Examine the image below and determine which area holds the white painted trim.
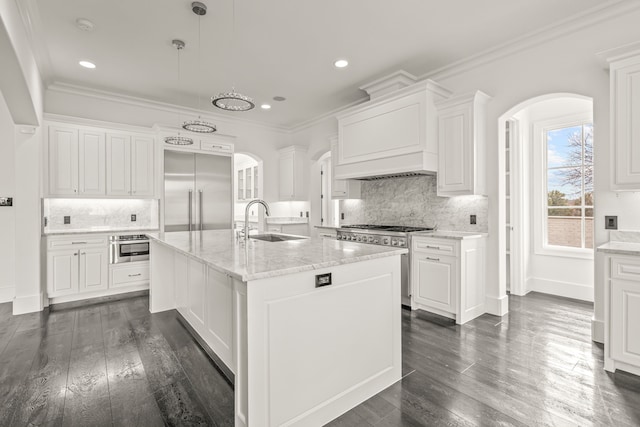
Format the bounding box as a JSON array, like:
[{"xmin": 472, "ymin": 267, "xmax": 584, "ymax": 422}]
[
  {"xmin": 46, "ymin": 82, "xmax": 289, "ymax": 133},
  {"xmin": 48, "ymin": 284, "xmax": 149, "ymax": 305},
  {"xmin": 15, "ymin": 0, "xmax": 54, "ymax": 85},
  {"xmin": 421, "ymin": 0, "xmax": 640, "ymax": 81},
  {"xmin": 485, "ymin": 294, "xmax": 508, "ymax": 317},
  {"xmin": 527, "ymin": 277, "xmax": 593, "ymax": 302},
  {"xmin": 13, "ymin": 292, "xmax": 44, "ymax": 314},
  {"xmin": 44, "ymin": 113, "xmax": 157, "ymax": 135},
  {"xmin": 0, "ymin": 287, "xmax": 15, "ymax": 303},
  {"xmin": 591, "ymin": 318, "xmax": 604, "ymax": 344}
]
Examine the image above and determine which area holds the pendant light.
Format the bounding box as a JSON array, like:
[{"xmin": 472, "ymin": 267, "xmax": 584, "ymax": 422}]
[
  {"xmin": 182, "ymin": 2, "xmax": 217, "ymax": 133},
  {"xmin": 211, "ymin": 0, "xmax": 255, "ymax": 111},
  {"xmin": 165, "ymin": 39, "xmax": 194, "ymax": 146}
]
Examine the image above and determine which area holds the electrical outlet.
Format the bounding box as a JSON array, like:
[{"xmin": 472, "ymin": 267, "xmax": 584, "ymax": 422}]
[
  {"xmin": 605, "ymin": 215, "xmax": 618, "ymax": 230},
  {"xmin": 300, "ymin": 211, "xmax": 303, "ymax": 217},
  {"xmin": 131, "ymin": 214, "xmax": 137, "ymax": 222},
  {"xmin": 64, "ymin": 216, "xmax": 71, "ymax": 225},
  {"xmin": 470, "ymin": 215, "xmax": 477, "ymax": 225},
  {"xmin": 341, "ymin": 213, "xmax": 345, "ymax": 220},
  {"xmin": 306, "ymin": 211, "xmax": 309, "ymax": 218}
]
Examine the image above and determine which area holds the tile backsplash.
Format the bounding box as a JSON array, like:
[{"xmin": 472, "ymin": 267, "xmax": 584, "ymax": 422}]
[
  {"xmin": 43, "ymin": 198, "xmax": 159, "ymax": 233},
  {"xmin": 339, "ymin": 175, "xmax": 488, "ymax": 232}
]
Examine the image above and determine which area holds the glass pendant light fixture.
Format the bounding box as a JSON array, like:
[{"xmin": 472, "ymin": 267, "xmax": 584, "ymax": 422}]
[
  {"xmin": 165, "ymin": 39, "xmax": 194, "ymax": 146},
  {"xmin": 211, "ymin": 0, "xmax": 255, "ymax": 111},
  {"xmin": 182, "ymin": 2, "xmax": 217, "ymax": 133}
]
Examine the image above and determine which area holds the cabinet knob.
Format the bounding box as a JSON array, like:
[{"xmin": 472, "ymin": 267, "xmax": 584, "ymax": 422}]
[
  {"xmin": 74, "ymin": 253, "xmax": 78, "ymax": 256},
  {"xmin": 74, "ymin": 189, "xmax": 77, "ymax": 193}
]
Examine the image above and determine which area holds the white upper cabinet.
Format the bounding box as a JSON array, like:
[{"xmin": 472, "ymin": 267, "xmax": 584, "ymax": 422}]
[
  {"xmin": 329, "ymin": 136, "xmax": 360, "ymax": 199},
  {"xmin": 335, "ymin": 77, "xmax": 451, "ymax": 180},
  {"xmin": 436, "ymin": 91, "xmax": 490, "ymax": 197},
  {"xmin": 48, "ymin": 125, "xmax": 106, "ymax": 196},
  {"xmin": 278, "ymin": 145, "xmax": 308, "ymax": 201},
  {"xmin": 106, "ymin": 133, "xmax": 155, "ymax": 197},
  {"xmin": 609, "ymin": 52, "xmax": 640, "ymax": 191}
]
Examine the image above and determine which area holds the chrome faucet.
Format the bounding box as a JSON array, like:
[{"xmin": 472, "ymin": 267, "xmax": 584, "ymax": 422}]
[{"xmin": 244, "ymin": 199, "xmax": 271, "ymax": 245}]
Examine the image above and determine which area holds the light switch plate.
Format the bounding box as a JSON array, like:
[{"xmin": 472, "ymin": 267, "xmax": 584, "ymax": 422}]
[
  {"xmin": 131, "ymin": 214, "xmax": 137, "ymax": 222},
  {"xmin": 470, "ymin": 215, "xmax": 477, "ymax": 225},
  {"xmin": 64, "ymin": 216, "xmax": 71, "ymax": 224}
]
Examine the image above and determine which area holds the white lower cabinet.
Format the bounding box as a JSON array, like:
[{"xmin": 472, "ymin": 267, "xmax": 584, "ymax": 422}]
[
  {"xmin": 605, "ymin": 255, "xmax": 640, "ymax": 375},
  {"xmin": 176, "ymin": 256, "xmax": 235, "ymax": 372},
  {"xmin": 47, "ymin": 234, "xmax": 148, "ymax": 303},
  {"xmin": 411, "ymin": 235, "xmax": 486, "ymax": 324}
]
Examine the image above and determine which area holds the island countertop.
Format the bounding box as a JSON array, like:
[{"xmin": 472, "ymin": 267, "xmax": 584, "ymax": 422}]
[{"xmin": 147, "ymin": 230, "xmax": 407, "ymax": 282}]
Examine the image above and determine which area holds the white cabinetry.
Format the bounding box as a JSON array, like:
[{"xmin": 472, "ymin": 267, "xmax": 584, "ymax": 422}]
[
  {"xmin": 106, "ymin": 133, "xmax": 155, "ymax": 197},
  {"xmin": 278, "ymin": 145, "xmax": 308, "ymax": 201},
  {"xmin": 266, "ymin": 223, "xmax": 310, "ymax": 236},
  {"xmin": 609, "ymin": 53, "xmax": 640, "ymax": 190},
  {"xmin": 47, "ymin": 236, "xmax": 108, "ymax": 299},
  {"xmin": 436, "ymin": 91, "xmax": 490, "ymax": 197},
  {"xmin": 605, "ymin": 255, "xmax": 640, "ymax": 375},
  {"xmin": 411, "ymin": 235, "xmax": 486, "ymax": 324},
  {"xmin": 330, "ymin": 136, "xmax": 360, "ymax": 199},
  {"xmin": 335, "ymin": 80, "xmax": 451, "ymax": 180},
  {"xmin": 46, "ymin": 122, "xmax": 155, "ymax": 198},
  {"xmin": 48, "ymin": 125, "xmax": 106, "ymax": 196}
]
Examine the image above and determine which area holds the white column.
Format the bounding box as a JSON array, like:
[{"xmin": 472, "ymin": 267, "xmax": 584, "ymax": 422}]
[{"xmin": 13, "ymin": 125, "xmax": 43, "ymax": 314}]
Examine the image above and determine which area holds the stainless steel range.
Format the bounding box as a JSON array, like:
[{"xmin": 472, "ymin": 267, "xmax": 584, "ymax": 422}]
[{"xmin": 336, "ymin": 224, "xmax": 434, "ymax": 306}]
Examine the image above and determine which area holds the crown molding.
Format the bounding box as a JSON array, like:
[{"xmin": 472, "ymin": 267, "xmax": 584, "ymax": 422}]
[
  {"xmin": 46, "ymin": 81, "xmax": 290, "ymax": 134},
  {"xmin": 15, "ymin": 0, "xmax": 54, "ymax": 86},
  {"xmin": 421, "ymin": 0, "xmax": 640, "ymax": 81},
  {"xmin": 288, "ymin": 95, "xmax": 369, "ymax": 133}
]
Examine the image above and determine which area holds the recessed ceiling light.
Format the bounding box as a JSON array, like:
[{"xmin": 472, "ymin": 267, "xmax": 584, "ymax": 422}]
[
  {"xmin": 334, "ymin": 59, "xmax": 349, "ymax": 68},
  {"xmin": 79, "ymin": 60, "xmax": 96, "ymax": 69},
  {"xmin": 261, "ymin": 104, "xmax": 271, "ymax": 110}
]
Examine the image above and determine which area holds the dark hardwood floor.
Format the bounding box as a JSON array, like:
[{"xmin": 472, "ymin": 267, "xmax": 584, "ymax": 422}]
[{"xmin": 1, "ymin": 292, "xmax": 639, "ymax": 426}]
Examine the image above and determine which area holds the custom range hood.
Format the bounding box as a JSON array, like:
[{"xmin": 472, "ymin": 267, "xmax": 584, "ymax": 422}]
[{"xmin": 334, "ymin": 71, "xmax": 452, "ymax": 181}]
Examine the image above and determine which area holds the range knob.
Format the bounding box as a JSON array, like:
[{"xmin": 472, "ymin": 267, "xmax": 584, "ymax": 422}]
[
  {"xmin": 368, "ymin": 236, "xmax": 374, "ymax": 243},
  {"xmin": 382, "ymin": 237, "xmax": 390, "ymax": 245},
  {"xmin": 398, "ymin": 239, "xmax": 407, "ymax": 247},
  {"xmin": 373, "ymin": 238, "xmax": 380, "ymax": 244},
  {"xmin": 351, "ymin": 235, "xmax": 357, "ymax": 241},
  {"xmin": 341, "ymin": 235, "xmax": 347, "ymax": 240},
  {"xmin": 391, "ymin": 238, "xmax": 398, "ymax": 246},
  {"xmin": 356, "ymin": 235, "xmax": 362, "ymax": 242}
]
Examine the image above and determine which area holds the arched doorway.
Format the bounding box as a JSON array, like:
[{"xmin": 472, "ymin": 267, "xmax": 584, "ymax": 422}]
[{"xmin": 499, "ymin": 93, "xmax": 594, "ymax": 301}]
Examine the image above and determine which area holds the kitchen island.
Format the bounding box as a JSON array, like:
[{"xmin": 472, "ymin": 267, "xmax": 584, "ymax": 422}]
[{"xmin": 147, "ymin": 230, "xmax": 406, "ymax": 427}]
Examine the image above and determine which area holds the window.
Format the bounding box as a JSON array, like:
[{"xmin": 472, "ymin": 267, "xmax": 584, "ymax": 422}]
[{"xmin": 545, "ymin": 122, "xmax": 593, "ymax": 249}]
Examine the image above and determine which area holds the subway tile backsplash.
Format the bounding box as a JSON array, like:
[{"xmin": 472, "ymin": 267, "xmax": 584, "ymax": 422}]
[
  {"xmin": 43, "ymin": 198, "xmax": 159, "ymax": 234},
  {"xmin": 339, "ymin": 175, "xmax": 488, "ymax": 232}
]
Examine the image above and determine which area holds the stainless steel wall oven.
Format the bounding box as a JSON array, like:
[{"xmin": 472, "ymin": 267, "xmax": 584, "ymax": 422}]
[{"xmin": 109, "ymin": 234, "xmax": 150, "ymax": 264}]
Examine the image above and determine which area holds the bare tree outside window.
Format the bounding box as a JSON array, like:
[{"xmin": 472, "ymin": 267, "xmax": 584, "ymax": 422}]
[{"xmin": 546, "ymin": 123, "xmax": 593, "ymax": 249}]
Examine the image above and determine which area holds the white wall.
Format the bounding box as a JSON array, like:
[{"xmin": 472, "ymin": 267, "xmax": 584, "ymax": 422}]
[{"xmin": 0, "ymin": 91, "xmax": 15, "ymax": 302}]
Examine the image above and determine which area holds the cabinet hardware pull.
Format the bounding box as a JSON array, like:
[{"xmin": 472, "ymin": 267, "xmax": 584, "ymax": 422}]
[
  {"xmin": 425, "ymin": 245, "xmax": 441, "ymax": 249},
  {"xmin": 81, "ymin": 252, "xmax": 86, "ymax": 255},
  {"xmin": 128, "ymin": 273, "xmax": 142, "ymax": 277},
  {"xmin": 72, "ymin": 242, "xmax": 88, "ymax": 245},
  {"xmin": 74, "ymin": 253, "xmax": 78, "ymax": 256},
  {"xmin": 426, "ymin": 257, "xmax": 440, "ymax": 261}
]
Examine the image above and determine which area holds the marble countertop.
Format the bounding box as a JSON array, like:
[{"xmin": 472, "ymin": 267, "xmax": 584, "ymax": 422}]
[
  {"xmin": 596, "ymin": 241, "xmax": 640, "ymax": 256},
  {"xmin": 45, "ymin": 227, "xmax": 160, "ymax": 236},
  {"xmin": 147, "ymin": 230, "xmax": 407, "ymax": 282},
  {"xmin": 411, "ymin": 230, "xmax": 487, "ymax": 240}
]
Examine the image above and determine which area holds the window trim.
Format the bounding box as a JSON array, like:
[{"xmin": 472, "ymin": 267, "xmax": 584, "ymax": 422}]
[{"xmin": 533, "ymin": 113, "xmax": 594, "ymax": 260}]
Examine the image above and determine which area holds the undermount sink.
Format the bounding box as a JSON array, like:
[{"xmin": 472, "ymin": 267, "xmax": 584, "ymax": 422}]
[{"xmin": 250, "ymin": 233, "xmax": 307, "ymax": 242}]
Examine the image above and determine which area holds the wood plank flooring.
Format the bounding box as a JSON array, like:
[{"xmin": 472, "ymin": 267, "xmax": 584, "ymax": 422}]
[{"xmin": 0, "ymin": 292, "xmax": 639, "ymax": 426}]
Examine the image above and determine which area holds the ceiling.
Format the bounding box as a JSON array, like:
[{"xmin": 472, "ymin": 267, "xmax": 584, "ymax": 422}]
[{"xmin": 30, "ymin": 0, "xmax": 612, "ymax": 128}]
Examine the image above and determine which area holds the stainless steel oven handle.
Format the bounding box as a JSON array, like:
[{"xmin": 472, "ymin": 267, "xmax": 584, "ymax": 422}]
[
  {"xmin": 199, "ymin": 189, "xmax": 203, "ymax": 231},
  {"xmin": 188, "ymin": 190, "xmax": 193, "ymax": 232}
]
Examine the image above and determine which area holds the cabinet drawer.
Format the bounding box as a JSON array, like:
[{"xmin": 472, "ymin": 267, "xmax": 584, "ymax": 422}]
[
  {"xmin": 111, "ymin": 262, "xmax": 150, "ymax": 287},
  {"xmin": 201, "ymin": 140, "xmax": 233, "ymax": 154},
  {"xmin": 611, "ymin": 257, "xmax": 640, "ymax": 282},
  {"xmin": 48, "ymin": 236, "xmax": 108, "ymax": 250},
  {"xmin": 412, "ymin": 238, "xmax": 457, "ymax": 256}
]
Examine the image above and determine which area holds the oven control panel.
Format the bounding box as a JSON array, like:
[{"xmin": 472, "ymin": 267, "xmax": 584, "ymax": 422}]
[{"xmin": 336, "ymin": 232, "xmax": 407, "ymax": 247}]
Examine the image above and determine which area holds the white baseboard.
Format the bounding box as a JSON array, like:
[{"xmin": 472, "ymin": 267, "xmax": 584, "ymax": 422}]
[
  {"xmin": 0, "ymin": 286, "xmax": 14, "ymax": 303},
  {"xmin": 591, "ymin": 318, "xmax": 604, "ymax": 344},
  {"xmin": 527, "ymin": 277, "xmax": 593, "ymax": 302},
  {"xmin": 485, "ymin": 294, "xmax": 509, "ymax": 317},
  {"xmin": 13, "ymin": 292, "xmax": 44, "ymax": 315}
]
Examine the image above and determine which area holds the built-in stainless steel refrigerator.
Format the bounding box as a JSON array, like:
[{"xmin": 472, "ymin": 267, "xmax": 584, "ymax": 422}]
[{"xmin": 164, "ymin": 150, "xmax": 232, "ymax": 232}]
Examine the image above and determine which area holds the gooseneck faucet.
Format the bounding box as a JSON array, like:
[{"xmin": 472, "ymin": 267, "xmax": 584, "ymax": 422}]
[{"xmin": 244, "ymin": 199, "xmax": 271, "ymax": 245}]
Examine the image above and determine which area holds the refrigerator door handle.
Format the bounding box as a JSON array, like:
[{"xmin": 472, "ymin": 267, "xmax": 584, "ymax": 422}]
[
  {"xmin": 188, "ymin": 190, "xmax": 193, "ymax": 231},
  {"xmin": 199, "ymin": 189, "xmax": 203, "ymax": 231}
]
